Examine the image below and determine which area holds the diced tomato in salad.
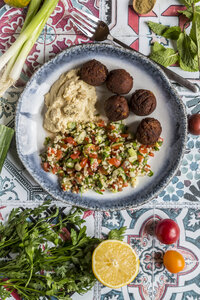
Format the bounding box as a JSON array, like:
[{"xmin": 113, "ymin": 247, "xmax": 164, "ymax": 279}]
[{"xmin": 40, "ymin": 121, "xmax": 163, "ymax": 194}]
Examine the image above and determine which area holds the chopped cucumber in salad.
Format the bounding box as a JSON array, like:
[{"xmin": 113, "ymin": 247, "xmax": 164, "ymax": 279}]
[{"xmin": 41, "ymin": 121, "xmax": 163, "ymax": 194}]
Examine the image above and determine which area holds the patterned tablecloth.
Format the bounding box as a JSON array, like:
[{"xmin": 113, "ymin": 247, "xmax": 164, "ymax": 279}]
[{"xmin": 0, "ymin": 0, "xmax": 200, "ymax": 299}]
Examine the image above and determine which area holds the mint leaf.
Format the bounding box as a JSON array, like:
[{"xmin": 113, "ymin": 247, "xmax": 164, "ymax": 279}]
[
  {"xmin": 108, "ymin": 227, "xmax": 126, "ymax": 241},
  {"xmin": 190, "ymin": 11, "xmax": 200, "ymax": 68},
  {"xmin": 180, "ymin": 0, "xmax": 200, "ymax": 7},
  {"xmin": 148, "ymin": 21, "xmax": 169, "ymax": 35},
  {"xmin": 177, "ymin": 32, "xmax": 199, "ymax": 71},
  {"xmin": 149, "ymin": 42, "xmax": 179, "ymax": 67},
  {"xmin": 148, "ymin": 22, "xmax": 181, "ymax": 40},
  {"xmin": 151, "ymin": 42, "xmax": 164, "ymax": 51},
  {"xmin": 178, "ymin": 8, "xmax": 193, "ymax": 19},
  {"xmin": 178, "ymin": 6, "xmax": 200, "ymax": 20},
  {"xmin": 162, "ymin": 26, "xmax": 181, "ymax": 40}
]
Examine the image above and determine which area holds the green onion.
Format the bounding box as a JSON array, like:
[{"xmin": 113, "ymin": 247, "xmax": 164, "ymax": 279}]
[
  {"xmin": 0, "ymin": 124, "xmax": 14, "ymax": 172},
  {"xmin": 148, "ymin": 170, "xmax": 154, "ymax": 177},
  {"xmin": 0, "ymin": 0, "xmax": 59, "ymax": 97}
]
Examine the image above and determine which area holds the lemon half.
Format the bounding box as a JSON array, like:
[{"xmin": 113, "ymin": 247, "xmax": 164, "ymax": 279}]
[{"xmin": 92, "ymin": 240, "xmax": 140, "ymax": 288}]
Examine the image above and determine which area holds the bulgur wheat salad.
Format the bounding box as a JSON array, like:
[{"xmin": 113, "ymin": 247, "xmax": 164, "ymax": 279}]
[{"xmin": 40, "ymin": 121, "xmax": 163, "ymax": 194}]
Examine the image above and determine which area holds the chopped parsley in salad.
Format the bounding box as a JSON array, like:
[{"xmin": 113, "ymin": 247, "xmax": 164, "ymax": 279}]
[{"xmin": 41, "ymin": 121, "xmax": 163, "ymax": 194}]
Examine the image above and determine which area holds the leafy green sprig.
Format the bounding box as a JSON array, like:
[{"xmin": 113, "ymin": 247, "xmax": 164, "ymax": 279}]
[
  {"xmin": 147, "ymin": 0, "xmax": 200, "ymax": 71},
  {"xmin": 0, "ymin": 201, "xmax": 126, "ymax": 299}
]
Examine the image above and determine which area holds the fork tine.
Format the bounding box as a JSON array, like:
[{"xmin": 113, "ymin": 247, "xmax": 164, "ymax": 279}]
[
  {"xmin": 70, "ymin": 19, "xmax": 93, "ymax": 38},
  {"xmin": 71, "ymin": 11, "xmax": 96, "ymax": 33},
  {"xmin": 75, "ymin": 7, "xmax": 99, "ymax": 24}
]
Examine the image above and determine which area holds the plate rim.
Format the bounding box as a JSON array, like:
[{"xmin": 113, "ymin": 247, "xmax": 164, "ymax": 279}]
[{"xmin": 15, "ymin": 42, "xmax": 187, "ymax": 210}]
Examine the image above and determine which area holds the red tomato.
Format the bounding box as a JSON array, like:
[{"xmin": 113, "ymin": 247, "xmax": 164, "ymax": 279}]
[
  {"xmin": 56, "ymin": 149, "xmax": 63, "ymax": 160},
  {"xmin": 70, "ymin": 151, "xmax": 80, "ymax": 159},
  {"xmin": 42, "ymin": 162, "xmax": 49, "ymax": 172},
  {"xmin": 163, "ymin": 250, "xmax": 185, "ymax": 273},
  {"xmin": 111, "ymin": 143, "xmax": 123, "ymax": 150},
  {"xmin": 89, "ymin": 153, "xmax": 98, "ymax": 158},
  {"xmin": 99, "ymin": 166, "xmax": 108, "ymax": 175},
  {"xmin": 108, "ymin": 158, "xmax": 121, "ymax": 167},
  {"xmin": 64, "ymin": 137, "xmax": 77, "ymax": 145},
  {"xmin": 97, "ymin": 120, "xmax": 106, "ymax": 127},
  {"xmin": 188, "ymin": 114, "xmax": 200, "ymax": 135},
  {"xmin": 155, "ymin": 219, "xmax": 180, "ymax": 244},
  {"xmin": 120, "ymin": 133, "xmax": 129, "ymax": 138},
  {"xmin": 80, "ymin": 158, "xmax": 88, "ymax": 168}
]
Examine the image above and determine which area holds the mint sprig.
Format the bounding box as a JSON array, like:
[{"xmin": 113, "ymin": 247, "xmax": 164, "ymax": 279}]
[{"xmin": 147, "ymin": 0, "xmax": 200, "ymax": 72}]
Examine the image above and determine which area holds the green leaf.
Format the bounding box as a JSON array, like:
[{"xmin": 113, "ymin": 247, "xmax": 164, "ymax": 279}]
[
  {"xmin": 148, "ymin": 22, "xmax": 181, "ymax": 39},
  {"xmin": 178, "ymin": 6, "xmax": 200, "ymax": 20},
  {"xmin": 16, "ymin": 222, "xmax": 28, "ymax": 240},
  {"xmin": 108, "ymin": 227, "xmax": 127, "ymax": 241},
  {"xmin": 177, "ymin": 32, "xmax": 199, "ymax": 71},
  {"xmin": 149, "ymin": 42, "xmax": 179, "ymax": 67},
  {"xmin": 162, "ymin": 26, "xmax": 181, "ymax": 40},
  {"xmin": 70, "ymin": 228, "xmax": 78, "ymax": 245},
  {"xmin": 0, "ymin": 124, "xmax": 14, "ymax": 173},
  {"xmin": 190, "ymin": 11, "xmax": 200, "ymax": 68},
  {"xmin": 180, "ymin": 0, "xmax": 200, "ymax": 7},
  {"xmin": 148, "ymin": 21, "xmax": 169, "ymax": 35}
]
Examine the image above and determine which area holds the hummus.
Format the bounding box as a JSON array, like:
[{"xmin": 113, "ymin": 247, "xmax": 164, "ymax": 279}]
[{"xmin": 43, "ymin": 69, "xmax": 97, "ymax": 133}]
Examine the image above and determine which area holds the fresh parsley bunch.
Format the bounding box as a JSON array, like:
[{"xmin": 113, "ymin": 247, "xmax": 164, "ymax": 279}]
[
  {"xmin": 0, "ymin": 201, "xmax": 125, "ymax": 300},
  {"xmin": 148, "ymin": 0, "xmax": 200, "ymax": 72}
]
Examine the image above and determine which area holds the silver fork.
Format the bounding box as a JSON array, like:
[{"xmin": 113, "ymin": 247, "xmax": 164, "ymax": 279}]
[{"xmin": 69, "ymin": 7, "xmax": 198, "ymax": 93}]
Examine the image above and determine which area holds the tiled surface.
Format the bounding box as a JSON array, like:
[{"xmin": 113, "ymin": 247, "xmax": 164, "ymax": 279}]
[
  {"xmin": 0, "ymin": 0, "xmax": 199, "ymax": 299},
  {"xmin": 100, "ymin": 206, "xmax": 200, "ymax": 300}
]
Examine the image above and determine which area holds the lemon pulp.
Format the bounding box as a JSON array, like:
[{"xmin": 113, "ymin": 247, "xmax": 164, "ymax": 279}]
[{"xmin": 92, "ymin": 240, "xmax": 140, "ymax": 288}]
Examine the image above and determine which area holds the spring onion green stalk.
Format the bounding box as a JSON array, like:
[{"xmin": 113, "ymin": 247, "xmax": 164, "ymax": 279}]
[
  {"xmin": 0, "ymin": 0, "xmax": 59, "ymax": 97},
  {"xmin": 22, "ymin": 0, "xmax": 43, "ymax": 31},
  {"xmin": 0, "ymin": 124, "xmax": 14, "ymax": 172},
  {"xmin": 1, "ymin": 0, "xmax": 43, "ymax": 92}
]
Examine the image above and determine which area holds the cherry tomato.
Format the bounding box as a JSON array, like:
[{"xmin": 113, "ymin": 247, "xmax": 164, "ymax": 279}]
[
  {"xmin": 155, "ymin": 219, "xmax": 180, "ymax": 244},
  {"xmin": 163, "ymin": 250, "xmax": 185, "ymax": 273},
  {"xmin": 188, "ymin": 114, "xmax": 200, "ymax": 135}
]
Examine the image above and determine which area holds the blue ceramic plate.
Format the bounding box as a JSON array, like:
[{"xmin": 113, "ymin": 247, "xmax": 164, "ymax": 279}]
[{"xmin": 15, "ymin": 43, "xmax": 187, "ymax": 210}]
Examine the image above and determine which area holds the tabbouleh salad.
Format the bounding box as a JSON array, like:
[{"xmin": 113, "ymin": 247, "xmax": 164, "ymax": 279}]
[{"xmin": 41, "ymin": 120, "xmax": 163, "ymax": 194}]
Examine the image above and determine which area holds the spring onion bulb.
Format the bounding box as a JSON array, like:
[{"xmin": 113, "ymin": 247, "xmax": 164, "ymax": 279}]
[{"xmin": 0, "ymin": 0, "xmax": 59, "ymax": 97}]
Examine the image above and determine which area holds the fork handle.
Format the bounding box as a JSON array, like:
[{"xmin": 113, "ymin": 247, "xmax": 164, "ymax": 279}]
[{"xmin": 108, "ymin": 35, "xmax": 198, "ymax": 93}]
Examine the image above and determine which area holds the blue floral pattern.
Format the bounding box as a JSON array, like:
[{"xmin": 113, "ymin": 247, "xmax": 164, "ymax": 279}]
[{"xmin": 0, "ymin": 0, "xmax": 200, "ymax": 299}]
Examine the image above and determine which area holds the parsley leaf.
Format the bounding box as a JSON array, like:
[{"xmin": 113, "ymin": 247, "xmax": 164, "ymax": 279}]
[
  {"xmin": 0, "ymin": 201, "xmax": 126, "ymax": 299},
  {"xmin": 108, "ymin": 227, "xmax": 127, "ymax": 241}
]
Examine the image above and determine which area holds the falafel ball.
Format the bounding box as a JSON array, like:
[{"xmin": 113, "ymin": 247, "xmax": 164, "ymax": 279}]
[
  {"xmin": 136, "ymin": 118, "xmax": 162, "ymax": 145},
  {"xmin": 80, "ymin": 59, "xmax": 108, "ymax": 86},
  {"xmin": 106, "ymin": 69, "xmax": 133, "ymax": 94},
  {"xmin": 104, "ymin": 95, "xmax": 129, "ymax": 121},
  {"xmin": 130, "ymin": 89, "xmax": 156, "ymax": 116}
]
